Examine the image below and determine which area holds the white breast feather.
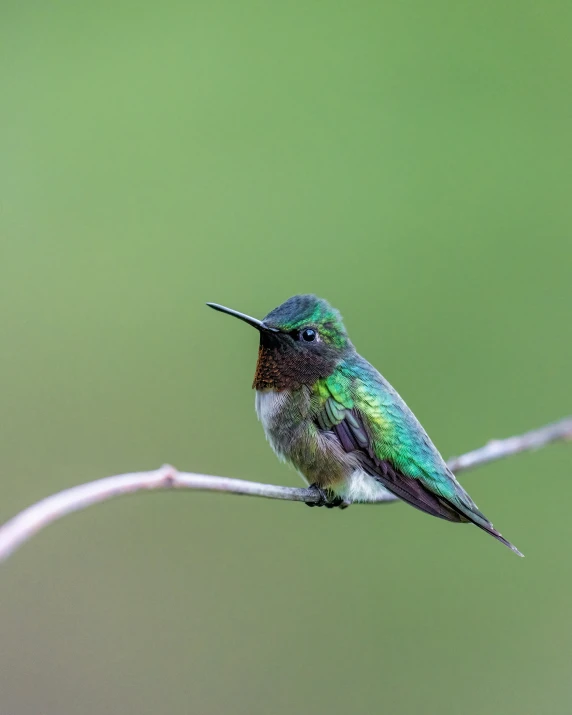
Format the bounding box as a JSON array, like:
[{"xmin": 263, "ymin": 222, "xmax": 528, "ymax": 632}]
[{"xmin": 255, "ymin": 390, "xmax": 289, "ymax": 462}]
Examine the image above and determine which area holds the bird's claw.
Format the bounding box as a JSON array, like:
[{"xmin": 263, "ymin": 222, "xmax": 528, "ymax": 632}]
[
  {"xmin": 305, "ymin": 483, "xmax": 327, "ymax": 507},
  {"xmin": 305, "ymin": 484, "xmax": 350, "ymax": 510}
]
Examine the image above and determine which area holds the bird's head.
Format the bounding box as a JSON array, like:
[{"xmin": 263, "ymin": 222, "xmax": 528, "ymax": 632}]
[{"xmin": 207, "ymin": 294, "xmax": 352, "ymax": 390}]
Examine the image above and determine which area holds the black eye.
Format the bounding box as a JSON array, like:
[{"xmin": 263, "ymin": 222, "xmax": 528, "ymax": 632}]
[{"xmin": 301, "ymin": 328, "xmax": 316, "ymax": 342}]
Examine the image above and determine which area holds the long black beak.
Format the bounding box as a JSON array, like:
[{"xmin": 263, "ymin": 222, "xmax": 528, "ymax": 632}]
[{"xmin": 206, "ymin": 303, "xmax": 279, "ymax": 332}]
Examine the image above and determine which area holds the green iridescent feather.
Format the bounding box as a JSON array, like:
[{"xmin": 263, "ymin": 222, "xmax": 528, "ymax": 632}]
[{"xmin": 318, "ymin": 363, "xmax": 480, "ymax": 511}]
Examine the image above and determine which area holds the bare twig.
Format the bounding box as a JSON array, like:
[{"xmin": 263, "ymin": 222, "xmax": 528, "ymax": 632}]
[
  {"xmin": 0, "ymin": 417, "xmax": 570, "ymax": 563},
  {"xmin": 447, "ymin": 417, "xmax": 572, "ymax": 471}
]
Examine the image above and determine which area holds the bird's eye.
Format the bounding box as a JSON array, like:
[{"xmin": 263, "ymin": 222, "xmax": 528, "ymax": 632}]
[{"xmin": 301, "ymin": 328, "xmax": 316, "ymax": 342}]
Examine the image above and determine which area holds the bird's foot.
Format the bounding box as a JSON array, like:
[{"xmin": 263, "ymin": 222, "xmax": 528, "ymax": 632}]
[{"xmin": 305, "ymin": 484, "xmax": 351, "ymax": 510}]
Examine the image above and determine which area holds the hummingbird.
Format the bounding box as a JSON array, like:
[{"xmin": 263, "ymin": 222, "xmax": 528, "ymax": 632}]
[{"xmin": 207, "ymin": 295, "xmax": 522, "ymax": 556}]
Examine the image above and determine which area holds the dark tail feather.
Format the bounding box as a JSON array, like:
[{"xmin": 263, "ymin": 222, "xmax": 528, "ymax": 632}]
[
  {"xmin": 362, "ymin": 455, "xmax": 524, "ymax": 556},
  {"xmin": 363, "ymin": 456, "xmax": 469, "ymax": 522},
  {"xmin": 466, "ymin": 516, "xmax": 524, "ymax": 557},
  {"xmin": 449, "ymin": 491, "xmax": 524, "ymax": 556},
  {"xmin": 437, "ymin": 475, "xmax": 524, "ymax": 557}
]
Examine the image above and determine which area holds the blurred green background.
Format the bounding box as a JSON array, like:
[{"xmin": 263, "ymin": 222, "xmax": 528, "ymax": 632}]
[{"xmin": 1, "ymin": 1, "xmax": 571, "ymax": 713}]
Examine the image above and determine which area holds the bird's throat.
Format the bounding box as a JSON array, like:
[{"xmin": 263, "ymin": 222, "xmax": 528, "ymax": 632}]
[{"xmin": 252, "ymin": 342, "xmax": 338, "ymax": 391}]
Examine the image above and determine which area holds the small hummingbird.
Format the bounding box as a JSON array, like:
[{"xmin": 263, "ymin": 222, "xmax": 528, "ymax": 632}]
[{"xmin": 207, "ymin": 295, "xmax": 522, "ymax": 556}]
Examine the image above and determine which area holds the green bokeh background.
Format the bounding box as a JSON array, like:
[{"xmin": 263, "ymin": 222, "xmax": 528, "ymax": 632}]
[{"xmin": 2, "ymin": 2, "xmax": 571, "ymax": 714}]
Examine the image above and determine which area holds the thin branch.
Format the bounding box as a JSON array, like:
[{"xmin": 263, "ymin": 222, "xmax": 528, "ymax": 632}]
[
  {"xmin": 0, "ymin": 417, "xmax": 570, "ymax": 563},
  {"xmin": 447, "ymin": 417, "xmax": 572, "ymax": 471}
]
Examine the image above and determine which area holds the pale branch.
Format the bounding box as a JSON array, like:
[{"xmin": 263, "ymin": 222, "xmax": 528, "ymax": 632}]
[
  {"xmin": 0, "ymin": 417, "xmax": 570, "ymax": 563},
  {"xmin": 447, "ymin": 417, "xmax": 572, "ymax": 472}
]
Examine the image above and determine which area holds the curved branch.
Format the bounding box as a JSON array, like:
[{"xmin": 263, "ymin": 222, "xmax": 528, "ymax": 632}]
[
  {"xmin": 447, "ymin": 417, "xmax": 572, "ymax": 471},
  {"xmin": 0, "ymin": 417, "xmax": 570, "ymax": 563}
]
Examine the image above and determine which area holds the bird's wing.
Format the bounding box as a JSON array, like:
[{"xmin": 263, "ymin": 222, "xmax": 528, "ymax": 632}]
[
  {"xmin": 315, "ymin": 369, "xmax": 464, "ymax": 520},
  {"xmin": 316, "ymin": 391, "xmax": 465, "ymax": 520},
  {"xmin": 316, "ymin": 370, "xmax": 466, "ymax": 521},
  {"xmin": 317, "ymin": 361, "xmax": 522, "ymax": 555}
]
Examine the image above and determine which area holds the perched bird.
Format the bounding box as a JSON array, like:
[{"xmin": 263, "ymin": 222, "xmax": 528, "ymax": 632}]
[{"xmin": 207, "ymin": 295, "xmax": 522, "ymax": 556}]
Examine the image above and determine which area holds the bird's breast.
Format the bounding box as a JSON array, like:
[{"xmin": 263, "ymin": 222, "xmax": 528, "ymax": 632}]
[
  {"xmin": 255, "ymin": 388, "xmax": 300, "ymax": 462},
  {"xmin": 255, "ymin": 386, "xmax": 361, "ymax": 490},
  {"xmin": 255, "ymin": 389, "xmax": 290, "ymax": 432}
]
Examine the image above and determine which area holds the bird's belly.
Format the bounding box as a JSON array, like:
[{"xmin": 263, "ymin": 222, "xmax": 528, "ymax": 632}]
[
  {"xmin": 255, "ymin": 388, "xmax": 360, "ymax": 490},
  {"xmin": 335, "ymin": 470, "xmax": 394, "ymax": 503}
]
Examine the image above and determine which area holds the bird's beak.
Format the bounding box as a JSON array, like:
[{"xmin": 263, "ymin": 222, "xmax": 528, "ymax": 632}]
[{"xmin": 206, "ymin": 303, "xmax": 279, "ymax": 333}]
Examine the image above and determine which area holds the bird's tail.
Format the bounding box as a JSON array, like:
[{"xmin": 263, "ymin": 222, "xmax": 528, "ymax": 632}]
[
  {"xmin": 463, "ymin": 512, "xmax": 524, "ymax": 557},
  {"xmin": 365, "ymin": 456, "xmax": 523, "ymax": 556},
  {"xmin": 448, "ymin": 486, "xmax": 524, "ymax": 557}
]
